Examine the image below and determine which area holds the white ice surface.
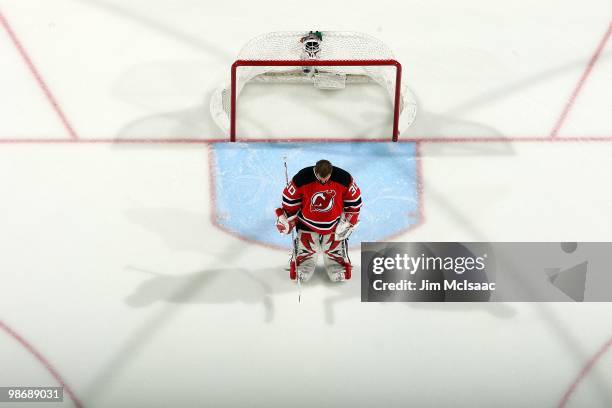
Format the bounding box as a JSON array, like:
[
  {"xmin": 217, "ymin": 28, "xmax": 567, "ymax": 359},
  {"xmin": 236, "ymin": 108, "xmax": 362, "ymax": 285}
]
[{"xmin": 1, "ymin": 0, "xmax": 612, "ymax": 407}]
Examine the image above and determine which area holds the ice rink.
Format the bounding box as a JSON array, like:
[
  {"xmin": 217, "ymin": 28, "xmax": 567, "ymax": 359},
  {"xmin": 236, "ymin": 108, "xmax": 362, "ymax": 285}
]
[{"xmin": 1, "ymin": 0, "xmax": 611, "ymax": 407}]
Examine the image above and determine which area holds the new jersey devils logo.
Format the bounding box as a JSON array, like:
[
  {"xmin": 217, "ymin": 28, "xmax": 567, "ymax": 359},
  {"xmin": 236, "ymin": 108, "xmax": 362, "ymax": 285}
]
[{"xmin": 311, "ymin": 190, "xmax": 336, "ymax": 212}]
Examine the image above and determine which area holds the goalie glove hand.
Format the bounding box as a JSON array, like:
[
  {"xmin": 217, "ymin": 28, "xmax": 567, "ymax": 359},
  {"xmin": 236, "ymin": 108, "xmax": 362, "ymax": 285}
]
[
  {"xmin": 334, "ymin": 213, "xmax": 359, "ymax": 241},
  {"xmin": 275, "ymin": 208, "xmax": 296, "ymax": 235}
]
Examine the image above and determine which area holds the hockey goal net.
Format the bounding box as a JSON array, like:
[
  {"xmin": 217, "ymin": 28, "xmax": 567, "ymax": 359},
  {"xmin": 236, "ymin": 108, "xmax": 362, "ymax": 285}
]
[{"xmin": 210, "ymin": 31, "xmax": 417, "ymax": 142}]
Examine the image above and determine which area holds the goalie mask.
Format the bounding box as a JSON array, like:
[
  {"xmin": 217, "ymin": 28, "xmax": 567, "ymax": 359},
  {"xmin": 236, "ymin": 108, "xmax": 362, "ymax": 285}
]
[{"xmin": 301, "ymin": 31, "xmax": 322, "ymax": 59}]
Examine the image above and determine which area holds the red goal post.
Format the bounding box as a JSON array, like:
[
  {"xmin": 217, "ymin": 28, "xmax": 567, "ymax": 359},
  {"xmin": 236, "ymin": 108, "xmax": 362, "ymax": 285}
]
[{"xmin": 230, "ymin": 59, "xmax": 403, "ymax": 142}]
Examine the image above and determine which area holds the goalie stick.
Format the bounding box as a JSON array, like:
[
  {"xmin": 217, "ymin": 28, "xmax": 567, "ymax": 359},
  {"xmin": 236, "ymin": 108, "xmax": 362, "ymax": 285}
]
[{"xmin": 283, "ymin": 156, "xmax": 302, "ymax": 302}]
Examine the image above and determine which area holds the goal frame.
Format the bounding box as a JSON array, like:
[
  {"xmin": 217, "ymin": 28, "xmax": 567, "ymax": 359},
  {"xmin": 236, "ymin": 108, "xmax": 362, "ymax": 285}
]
[{"xmin": 229, "ymin": 59, "xmax": 403, "ymax": 142}]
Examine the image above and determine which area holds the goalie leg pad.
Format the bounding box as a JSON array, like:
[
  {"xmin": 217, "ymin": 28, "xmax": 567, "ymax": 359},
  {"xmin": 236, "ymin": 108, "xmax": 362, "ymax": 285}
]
[
  {"xmin": 322, "ymin": 235, "xmax": 352, "ymax": 281},
  {"xmin": 292, "ymin": 230, "xmax": 318, "ymax": 282}
]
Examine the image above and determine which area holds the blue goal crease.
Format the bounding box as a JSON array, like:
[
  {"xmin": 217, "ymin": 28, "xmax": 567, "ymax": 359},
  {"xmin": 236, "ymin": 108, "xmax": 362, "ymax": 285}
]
[{"xmin": 211, "ymin": 142, "xmax": 419, "ymax": 249}]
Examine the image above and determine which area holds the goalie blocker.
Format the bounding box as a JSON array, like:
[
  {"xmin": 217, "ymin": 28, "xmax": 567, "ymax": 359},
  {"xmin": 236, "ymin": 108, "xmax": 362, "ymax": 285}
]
[{"xmin": 276, "ymin": 160, "xmax": 361, "ymax": 282}]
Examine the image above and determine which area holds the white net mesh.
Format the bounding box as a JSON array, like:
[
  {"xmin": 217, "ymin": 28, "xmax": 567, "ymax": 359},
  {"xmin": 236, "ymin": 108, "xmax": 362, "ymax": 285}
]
[{"xmin": 210, "ymin": 31, "xmax": 417, "ymax": 138}]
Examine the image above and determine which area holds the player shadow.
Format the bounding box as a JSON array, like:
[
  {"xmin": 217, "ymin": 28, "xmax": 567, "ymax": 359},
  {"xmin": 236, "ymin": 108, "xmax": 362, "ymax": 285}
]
[
  {"xmin": 111, "ymin": 87, "xmax": 277, "ymax": 142},
  {"xmin": 76, "ymin": 0, "xmax": 232, "ymax": 60},
  {"xmin": 125, "ymin": 266, "xmax": 277, "ymax": 322},
  {"xmin": 124, "ymin": 263, "xmax": 365, "ymax": 325},
  {"xmin": 124, "ymin": 258, "xmax": 366, "ymax": 323},
  {"xmin": 125, "ymin": 207, "xmax": 216, "ymax": 253},
  {"xmin": 113, "ymin": 103, "xmax": 219, "ymax": 141}
]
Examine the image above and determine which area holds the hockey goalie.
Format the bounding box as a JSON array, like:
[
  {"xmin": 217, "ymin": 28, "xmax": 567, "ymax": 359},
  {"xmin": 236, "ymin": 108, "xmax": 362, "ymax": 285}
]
[{"xmin": 275, "ymin": 159, "xmax": 361, "ymax": 282}]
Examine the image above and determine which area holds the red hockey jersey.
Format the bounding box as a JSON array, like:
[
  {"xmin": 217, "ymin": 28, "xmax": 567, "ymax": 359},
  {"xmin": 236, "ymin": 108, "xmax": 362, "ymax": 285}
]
[{"xmin": 282, "ymin": 166, "xmax": 362, "ymax": 234}]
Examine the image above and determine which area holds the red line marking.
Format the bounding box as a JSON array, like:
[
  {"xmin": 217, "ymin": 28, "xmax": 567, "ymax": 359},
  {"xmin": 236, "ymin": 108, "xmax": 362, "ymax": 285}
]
[
  {"xmin": 409, "ymin": 136, "xmax": 612, "ymax": 143},
  {"xmin": 0, "ymin": 138, "xmax": 227, "ymax": 144},
  {"xmin": 0, "ymin": 320, "xmax": 83, "ymax": 408},
  {"xmin": 550, "ymin": 22, "xmax": 612, "ymax": 138},
  {"xmin": 558, "ymin": 336, "xmax": 612, "ymax": 407},
  {"xmin": 1, "ymin": 135, "xmax": 612, "ymax": 144},
  {"xmin": 0, "ymin": 11, "xmax": 79, "ymax": 140}
]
